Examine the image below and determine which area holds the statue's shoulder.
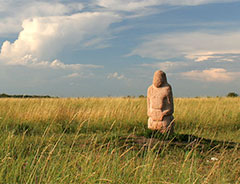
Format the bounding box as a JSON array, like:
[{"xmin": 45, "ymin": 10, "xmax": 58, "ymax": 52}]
[
  {"xmin": 163, "ymin": 83, "xmax": 172, "ymax": 91},
  {"xmin": 165, "ymin": 84, "xmax": 173, "ymax": 94},
  {"xmin": 147, "ymin": 85, "xmax": 153, "ymax": 94},
  {"xmin": 166, "ymin": 83, "xmax": 172, "ymax": 89}
]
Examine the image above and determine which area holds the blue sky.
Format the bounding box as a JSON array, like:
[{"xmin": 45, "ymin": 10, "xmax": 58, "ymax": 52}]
[{"xmin": 0, "ymin": 0, "xmax": 240, "ymax": 97}]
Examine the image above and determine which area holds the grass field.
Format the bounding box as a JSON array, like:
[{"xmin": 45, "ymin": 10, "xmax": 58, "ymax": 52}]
[{"xmin": 0, "ymin": 97, "xmax": 239, "ymax": 183}]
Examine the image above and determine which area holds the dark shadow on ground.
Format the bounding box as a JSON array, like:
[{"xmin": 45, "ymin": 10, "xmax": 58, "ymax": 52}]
[{"xmin": 119, "ymin": 130, "xmax": 239, "ymax": 152}]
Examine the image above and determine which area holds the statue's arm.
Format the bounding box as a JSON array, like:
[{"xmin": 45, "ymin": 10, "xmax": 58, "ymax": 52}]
[{"xmin": 162, "ymin": 86, "xmax": 174, "ymax": 117}]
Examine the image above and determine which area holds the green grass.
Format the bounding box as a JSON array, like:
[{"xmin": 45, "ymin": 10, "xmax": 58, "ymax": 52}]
[{"xmin": 0, "ymin": 97, "xmax": 239, "ymax": 183}]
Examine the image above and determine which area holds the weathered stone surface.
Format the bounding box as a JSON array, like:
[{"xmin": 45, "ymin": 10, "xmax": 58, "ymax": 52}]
[{"xmin": 147, "ymin": 70, "xmax": 174, "ymax": 133}]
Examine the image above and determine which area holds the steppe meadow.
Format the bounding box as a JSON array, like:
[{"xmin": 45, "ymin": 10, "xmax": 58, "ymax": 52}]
[
  {"xmin": 1, "ymin": 0, "xmax": 240, "ymax": 183},
  {"xmin": 0, "ymin": 97, "xmax": 239, "ymax": 183}
]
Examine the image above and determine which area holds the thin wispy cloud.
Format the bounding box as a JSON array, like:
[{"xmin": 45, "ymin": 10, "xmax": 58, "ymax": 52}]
[
  {"xmin": 95, "ymin": 0, "xmax": 240, "ymax": 18},
  {"xmin": 129, "ymin": 31, "xmax": 240, "ymax": 63},
  {"xmin": 96, "ymin": 0, "xmax": 240, "ymax": 12},
  {"xmin": 63, "ymin": 72, "xmax": 95, "ymax": 79},
  {"xmin": 141, "ymin": 61, "xmax": 188, "ymax": 72},
  {"xmin": 182, "ymin": 68, "xmax": 240, "ymax": 82}
]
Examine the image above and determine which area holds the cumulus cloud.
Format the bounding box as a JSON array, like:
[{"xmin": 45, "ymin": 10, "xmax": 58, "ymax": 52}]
[
  {"xmin": 0, "ymin": 54, "xmax": 103, "ymax": 71},
  {"xmin": 182, "ymin": 68, "xmax": 240, "ymax": 82},
  {"xmin": 129, "ymin": 31, "xmax": 240, "ymax": 62},
  {"xmin": 0, "ymin": 1, "xmax": 84, "ymax": 35},
  {"xmin": 107, "ymin": 72, "xmax": 126, "ymax": 80},
  {"xmin": 0, "ymin": 12, "xmax": 120, "ymax": 68}
]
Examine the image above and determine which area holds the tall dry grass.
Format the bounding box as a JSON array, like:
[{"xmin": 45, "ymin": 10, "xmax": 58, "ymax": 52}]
[
  {"xmin": 0, "ymin": 97, "xmax": 239, "ymax": 183},
  {"xmin": 0, "ymin": 97, "xmax": 239, "ymax": 141}
]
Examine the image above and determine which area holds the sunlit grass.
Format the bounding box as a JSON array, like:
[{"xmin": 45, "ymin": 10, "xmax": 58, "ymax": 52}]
[{"xmin": 0, "ymin": 97, "xmax": 239, "ymax": 183}]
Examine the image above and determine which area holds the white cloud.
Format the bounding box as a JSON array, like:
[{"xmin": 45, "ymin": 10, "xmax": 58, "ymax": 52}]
[
  {"xmin": 0, "ymin": 18, "xmax": 22, "ymax": 35},
  {"xmin": 141, "ymin": 61, "xmax": 188, "ymax": 71},
  {"xmin": 193, "ymin": 55, "xmax": 222, "ymax": 62},
  {"xmin": 96, "ymin": 0, "xmax": 240, "ymax": 18},
  {"xmin": 96, "ymin": 0, "xmax": 239, "ymax": 12},
  {"xmin": 63, "ymin": 72, "xmax": 95, "ymax": 79},
  {"xmin": 97, "ymin": 0, "xmax": 160, "ymax": 12},
  {"xmin": 0, "ymin": 54, "xmax": 102, "ymax": 71},
  {"xmin": 182, "ymin": 68, "xmax": 240, "ymax": 82},
  {"xmin": 65, "ymin": 73, "xmax": 82, "ymax": 78},
  {"xmin": 50, "ymin": 60, "xmax": 102, "ymax": 70},
  {"xmin": 166, "ymin": 0, "xmax": 239, "ymax": 6},
  {"xmin": 129, "ymin": 31, "xmax": 240, "ymax": 62},
  {"xmin": 107, "ymin": 72, "xmax": 126, "ymax": 80},
  {"xmin": 0, "ymin": 1, "xmax": 84, "ymax": 35},
  {"xmin": 0, "ymin": 12, "xmax": 120, "ymax": 67}
]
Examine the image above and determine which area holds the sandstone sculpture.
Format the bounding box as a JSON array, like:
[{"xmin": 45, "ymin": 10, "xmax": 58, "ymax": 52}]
[{"xmin": 147, "ymin": 70, "xmax": 174, "ymax": 133}]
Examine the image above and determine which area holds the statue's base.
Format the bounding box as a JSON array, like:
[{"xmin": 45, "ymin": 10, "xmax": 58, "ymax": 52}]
[{"xmin": 148, "ymin": 117, "xmax": 174, "ymax": 134}]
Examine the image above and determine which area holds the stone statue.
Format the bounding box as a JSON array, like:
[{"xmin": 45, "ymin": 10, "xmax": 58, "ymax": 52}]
[{"xmin": 147, "ymin": 70, "xmax": 174, "ymax": 133}]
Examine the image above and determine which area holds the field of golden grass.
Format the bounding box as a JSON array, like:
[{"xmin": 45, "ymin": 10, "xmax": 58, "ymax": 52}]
[{"xmin": 0, "ymin": 97, "xmax": 239, "ymax": 183}]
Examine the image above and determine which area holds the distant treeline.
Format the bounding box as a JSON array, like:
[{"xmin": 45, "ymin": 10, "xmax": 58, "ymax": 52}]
[{"xmin": 0, "ymin": 93, "xmax": 53, "ymax": 98}]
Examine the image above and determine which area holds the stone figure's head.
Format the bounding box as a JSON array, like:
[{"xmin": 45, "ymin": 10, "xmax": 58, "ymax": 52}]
[{"xmin": 153, "ymin": 70, "xmax": 167, "ymax": 88}]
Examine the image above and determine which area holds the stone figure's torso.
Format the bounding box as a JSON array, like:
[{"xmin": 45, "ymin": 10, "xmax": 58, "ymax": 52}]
[
  {"xmin": 148, "ymin": 85, "xmax": 172, "ymax": 121},
  {"xmin": 150, "ymin": 85, "xmax": 170, "ymax": 110}
]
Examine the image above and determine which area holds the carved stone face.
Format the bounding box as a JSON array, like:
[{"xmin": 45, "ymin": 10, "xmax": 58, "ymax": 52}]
[{"xmin": 153, "ymin": 70, "xmax": 167, "ymax": 88}]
